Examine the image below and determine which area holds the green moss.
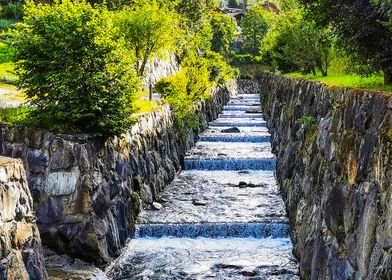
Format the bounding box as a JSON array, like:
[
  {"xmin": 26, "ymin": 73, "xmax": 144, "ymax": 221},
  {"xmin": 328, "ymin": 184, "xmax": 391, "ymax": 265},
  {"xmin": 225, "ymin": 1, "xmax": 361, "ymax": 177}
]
[
  {"xmin": 297, "ymin": 115, "xmax": 316, "ymax": 129},
  {"xmin": 304, "ymin": 124, "xmax": 319, "ymax": 148},
  {"xmin": 285, "ymin": 106, "xmax": 294, "ymax": 119},
  {"xmin": 385, "ymin": 128, "xmax": 392, "ymax": 144},
  {"xmin": 283, "ymin": 179, "xmax": 291, "ymax": 197}
]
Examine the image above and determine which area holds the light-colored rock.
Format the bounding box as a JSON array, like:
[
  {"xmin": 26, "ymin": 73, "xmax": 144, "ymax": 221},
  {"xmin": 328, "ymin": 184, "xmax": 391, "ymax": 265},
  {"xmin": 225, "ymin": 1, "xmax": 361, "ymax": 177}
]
[{"xmin": 0, "ymin": 157, "xmax": 47, "ymax": 280}]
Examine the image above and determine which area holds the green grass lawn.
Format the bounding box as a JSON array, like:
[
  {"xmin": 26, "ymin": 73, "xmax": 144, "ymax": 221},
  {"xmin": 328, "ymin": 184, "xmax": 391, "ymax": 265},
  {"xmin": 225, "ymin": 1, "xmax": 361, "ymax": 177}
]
[
  {"xmin": 287, "ymin": 72, "xmax": 392, "ymax": 93},
  {"xmin": 0, "ymin": 42, "xmax": 25, "ymax": 103},
  {"xmin": 132, "ymin": 91, "xmax": 162, "ymax": 115}
]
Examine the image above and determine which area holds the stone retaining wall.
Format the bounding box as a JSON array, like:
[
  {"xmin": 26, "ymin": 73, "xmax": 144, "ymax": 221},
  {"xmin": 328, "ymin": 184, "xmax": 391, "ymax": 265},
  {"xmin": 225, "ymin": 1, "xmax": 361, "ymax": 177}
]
[
  {"xmin": 0, "ymin": 157, "xmax": 47, "ymax": 280},
  {"xmin": 259, "ymin": 74, "xmax": 392, "ymax": 279},
  {"xmin": 0, "ymin": 82, "xmax": 233, "ymax": 265}
]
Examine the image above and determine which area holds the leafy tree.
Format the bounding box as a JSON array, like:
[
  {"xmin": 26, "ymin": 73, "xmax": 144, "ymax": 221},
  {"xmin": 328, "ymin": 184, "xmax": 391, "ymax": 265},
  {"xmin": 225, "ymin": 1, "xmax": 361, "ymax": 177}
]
[
  {"xmin": 240, "ymin": 5, "xmax": 271, "ymax": 55},
  {"xmin": 373, "ymin": 0, "xmax": 392, "ymax": 31},
  {"xmin": 210, "ymin": 12, "xmax": 237, "ymax": 57},
  {"xmin": 176, "ymin": 0, "xmax": 219, "ymax": 25},
  {"xmin": 13, "ymin": 0, "xmax": 137, "ymax": 136},
  {"xmin": 260, "ymin": 8, "xmax": 333, "ymax": 75},
  {"xmin": 114, "ymin": 3, "xmax": 179, "ymax": 77},
  {"xmin": 299, "ymin": 0, "xmax": 392, "ymax": 84}
]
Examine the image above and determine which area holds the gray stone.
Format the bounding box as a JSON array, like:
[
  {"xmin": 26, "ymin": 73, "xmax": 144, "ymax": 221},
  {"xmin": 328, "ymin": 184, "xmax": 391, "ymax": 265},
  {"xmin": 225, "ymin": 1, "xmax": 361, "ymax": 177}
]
[
  {"xmin": 221, "ymin": 127, "xmax": 240, "ymax": 133},
  {"xmin": 260, "ymin": 73, "xmax": 391, "ymax": 280},
  {"xmin": 151, "ymin": 202, "xmax": 162, "ymax": 211},
  {"xmin": 44, "ymin": 169, "xmax": 79, "ymax": 196}
]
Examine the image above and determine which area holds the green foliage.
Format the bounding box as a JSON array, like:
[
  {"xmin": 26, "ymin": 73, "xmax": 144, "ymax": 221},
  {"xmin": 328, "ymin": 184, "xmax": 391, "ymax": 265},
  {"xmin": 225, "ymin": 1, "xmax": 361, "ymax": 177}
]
[
  {"xmin": 177, "ymin": 0, "xmax": 218, "ymax": 25},
  {"xmin": 240, "ymin": 5, "xmax": 271, "ymax": 55},
  {"xmin": 299, "ymin": 0, "xmax": 392, "ymax": 84},
  {"xmin": 0, "ymin": 106, "xmax": 30, "ymax": 125},
  {"xmin": 113, "ymin": 3, "xmax": 179, "ymax": 77},
  {"xmin": 0, "ymin": 19, "xmax": 15, "ymax": 31},
  {"xmin": 297, "ymin": 115, "xmax": 316, "ymax": 128},
  {"xmin": 227, "ymin": 0, "xmax": 239, "ymax": 8},
  {"xmin": 373, "ymin": 0, "xmax": 392, "ymax": 31},
  {"xmin": 0, "ymin": 3, "xmax": 23, "ymax": 20},
  {"xmin": 210, "ymin": 12, "xmax": 237, "ymax": 57},
  {"xmin": 230, "ymin": 54, "xmax": 260, "ymax": 65},
  {"xmin": 12, "ymin": 0, "xmax": 137, "ymax": 136},
  {"xmin": 132, "ymin": 91, "xmax": 161, "ymax": 114},
  {"xmin": 260, "ymin": 8, "xmax": 333, "ymax": 75},
  {"xmin": 155, "ymin": 71, "xmax": 199, "ymax": 135},
  {"xmin": 155, "ymin": 49, "xmax": 234, "ymax": 136}
]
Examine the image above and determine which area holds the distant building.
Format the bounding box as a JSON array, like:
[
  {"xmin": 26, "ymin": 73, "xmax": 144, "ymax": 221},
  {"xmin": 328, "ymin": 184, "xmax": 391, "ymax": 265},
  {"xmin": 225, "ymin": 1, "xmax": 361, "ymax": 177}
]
[
  {"xmin": 219, "ymin": 7, "xmax": 245, "ymax": 23},
  {"xmin": 220, "ymin": 1, "xmax": 279, "ymax": 23}
]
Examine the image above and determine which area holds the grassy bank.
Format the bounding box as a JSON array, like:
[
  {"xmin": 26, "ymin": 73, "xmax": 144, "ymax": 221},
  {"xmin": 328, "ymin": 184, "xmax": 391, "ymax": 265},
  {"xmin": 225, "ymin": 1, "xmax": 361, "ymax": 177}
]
[{"xmin": 287, "ymin": 72, "xmax": 392, "ymax": 93}]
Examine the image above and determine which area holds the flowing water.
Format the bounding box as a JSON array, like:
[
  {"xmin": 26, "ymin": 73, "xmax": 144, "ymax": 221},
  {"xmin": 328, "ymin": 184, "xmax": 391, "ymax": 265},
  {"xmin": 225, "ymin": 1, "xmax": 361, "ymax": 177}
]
[{"xmin": 107, "ymin": 93, "xmax": 298, "ymax": 279}]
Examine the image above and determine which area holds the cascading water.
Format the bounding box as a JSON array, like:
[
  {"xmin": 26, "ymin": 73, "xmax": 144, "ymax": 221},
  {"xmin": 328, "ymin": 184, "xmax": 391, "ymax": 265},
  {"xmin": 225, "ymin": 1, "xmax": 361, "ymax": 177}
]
[{"xmin": 107, "ymin": 92, "xmax": 299, "ymax": 279}]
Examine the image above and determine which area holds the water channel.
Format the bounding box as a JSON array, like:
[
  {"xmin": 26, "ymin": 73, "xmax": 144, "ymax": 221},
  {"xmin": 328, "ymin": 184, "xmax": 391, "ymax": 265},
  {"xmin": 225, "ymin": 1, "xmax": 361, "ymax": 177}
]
[{"xmin": 107, "ymin": 91, "xmax": 299, "ymax": 279}]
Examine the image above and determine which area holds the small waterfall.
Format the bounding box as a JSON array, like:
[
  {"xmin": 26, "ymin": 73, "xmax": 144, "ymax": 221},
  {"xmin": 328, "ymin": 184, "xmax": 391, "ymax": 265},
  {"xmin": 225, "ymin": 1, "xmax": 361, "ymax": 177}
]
[
  {"xmin": 135, "ymin": 222, "xmax": 290, "ymax": 238},
  {"xmin": 199, "ymin": 135, "xmax": 270, "ymax": 142},
  {"xmin": 184, "ymin": 158, "xmax": 276, "ymax": 171}
]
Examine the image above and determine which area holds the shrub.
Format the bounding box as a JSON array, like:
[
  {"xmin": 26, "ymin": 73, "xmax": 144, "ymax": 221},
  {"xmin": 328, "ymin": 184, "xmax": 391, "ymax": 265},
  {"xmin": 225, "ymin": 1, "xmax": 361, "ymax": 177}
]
[
  {"xmin": 12, "ymin": 0, "xmax": 138, "ymax": 136},
  {"xmin": 1, "ymin": 3, "xmax": 23, "ymax": 20}
]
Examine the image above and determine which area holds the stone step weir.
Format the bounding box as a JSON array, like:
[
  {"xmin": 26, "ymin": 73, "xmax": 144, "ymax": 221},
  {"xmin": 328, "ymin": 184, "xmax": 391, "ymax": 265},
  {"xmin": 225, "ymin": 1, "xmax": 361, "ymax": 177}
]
[
  {"xmin": 135, "ymin": 222, "xmax": 290, "ymax": 239},
  {"xmin": 107, "ymin": 91, "xmax": 298, "ymax": 279}
]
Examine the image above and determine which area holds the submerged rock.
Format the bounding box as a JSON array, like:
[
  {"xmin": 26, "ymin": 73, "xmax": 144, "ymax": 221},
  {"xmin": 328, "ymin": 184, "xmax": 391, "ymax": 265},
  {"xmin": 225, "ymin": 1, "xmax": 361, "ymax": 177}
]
[
  {"xmin": 192, "ymin": 199, "xmax": 207, "ymax": 206},
  {"xmin": 221, "ymin": 127, "xmax": 241, "ymax": 133},
  {"xmin": 238, "ymin": 181, "xmax": 258, "ymax": 188}
]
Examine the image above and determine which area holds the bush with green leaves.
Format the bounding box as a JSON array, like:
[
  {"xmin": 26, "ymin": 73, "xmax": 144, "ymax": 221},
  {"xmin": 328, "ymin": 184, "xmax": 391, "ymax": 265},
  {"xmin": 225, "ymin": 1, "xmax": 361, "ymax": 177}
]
[
  {"xmin": 260, "ymin": 8, "xmax": 333, "ymax": 76},
  {"xmin": 210, "ymin": 12, "xmax": 237, "ymax": 57},
  {"xmin": 12, "ymin": 0, "xmax": 138, "ymax": 136},
  {"xmin": 1, "ymin": 3, "xmax": 23, "ymax": 20},
  {"xmin": 155, "ymin": 49, "xmax": 234, "ymax": 136}
]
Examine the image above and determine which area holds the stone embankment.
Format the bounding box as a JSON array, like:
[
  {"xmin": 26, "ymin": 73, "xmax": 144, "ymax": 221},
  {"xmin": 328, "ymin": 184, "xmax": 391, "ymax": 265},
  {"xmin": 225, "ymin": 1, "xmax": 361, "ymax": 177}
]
[
  {"xmin": 259, "ymin": 74, "xmax": 392, "ymax": 279},
  {"xmin": 0, "ymin": 157, "xmax": 47, "ymax": 280},
  {"xmin": 0, "ymin": 82, "xmax": 233, "ymax": 265}
]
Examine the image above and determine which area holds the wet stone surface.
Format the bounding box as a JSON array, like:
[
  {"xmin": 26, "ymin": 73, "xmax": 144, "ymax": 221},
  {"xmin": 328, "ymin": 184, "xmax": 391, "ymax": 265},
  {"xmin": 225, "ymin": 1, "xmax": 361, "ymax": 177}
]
[{"xmin": 108, "ymin": 92, "xmax": 298, "ymax": 279}]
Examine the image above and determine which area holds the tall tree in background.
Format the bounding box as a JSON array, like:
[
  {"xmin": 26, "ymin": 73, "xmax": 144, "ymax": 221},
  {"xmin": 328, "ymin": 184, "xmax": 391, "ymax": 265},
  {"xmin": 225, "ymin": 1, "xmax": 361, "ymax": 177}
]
[
  {"xmin": 240, "ymin": 5, "xmax": 271, "ymax": 55},
  {"xmin": 299, "ymin": 0, "xmax": 392, "ymax": 84},
  {"xmin": 114, "ymin": 3, "xmax": 179, "ymax": 77},
  {"xmin": 210, "ymin": 12, "xmax": 237, "ymax": 57}
]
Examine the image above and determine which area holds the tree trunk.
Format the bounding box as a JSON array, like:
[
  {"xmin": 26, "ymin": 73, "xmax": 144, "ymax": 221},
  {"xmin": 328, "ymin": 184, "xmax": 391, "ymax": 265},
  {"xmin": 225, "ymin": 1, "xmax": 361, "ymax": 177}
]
[{"xmin": 384, "ymin": 70, "xmax": 392, "ymax": 85}]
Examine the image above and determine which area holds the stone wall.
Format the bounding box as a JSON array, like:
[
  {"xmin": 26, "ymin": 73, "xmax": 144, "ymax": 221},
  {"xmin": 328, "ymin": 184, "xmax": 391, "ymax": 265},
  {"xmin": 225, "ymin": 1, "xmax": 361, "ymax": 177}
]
[
  {"xmin": 0, "ymin": 83, "xmax": 233, "ymax": 265},
  {"xmin": 259, "ymin": 74, "xmax": 392, "ymax": 279},
  {"xmin": 0, "ymin": 157, "xmax": 47, "ymax": 280}
]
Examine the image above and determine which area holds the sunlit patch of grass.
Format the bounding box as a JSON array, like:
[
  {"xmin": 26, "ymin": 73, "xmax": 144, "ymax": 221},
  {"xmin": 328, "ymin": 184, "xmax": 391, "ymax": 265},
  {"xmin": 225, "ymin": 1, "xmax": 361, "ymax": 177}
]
[
  {"xmin": 0, "ymin": 106, "xmax": 30, "ymax": 124},
  {"xmin": 132, "ymin": 91, "xmax": 161, "ymax": 114},
  {"xmin": 287, "ymin": 72, "xmax": 392, "ymax": 93}
]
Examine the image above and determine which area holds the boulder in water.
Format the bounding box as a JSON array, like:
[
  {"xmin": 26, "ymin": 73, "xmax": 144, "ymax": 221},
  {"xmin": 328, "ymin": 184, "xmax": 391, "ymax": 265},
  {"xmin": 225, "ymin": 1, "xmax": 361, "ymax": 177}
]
[
  {"xmin": 151, "ymin": 202, "xmax": 162, "ymax": 211},
  {"xmin": 245, "ymin": 110, "xmax": 261, "ymax": 114},
  {"xmin": 238, "ymin": 181, "xmax": 258, "ymax": 188},
  {"xmin": 221, "ymin": 127, "xmax": 240, "ymax": 133},
  {"xmin": 192, "ymin": 199, "xmax": 207, "ymax": 206}
]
